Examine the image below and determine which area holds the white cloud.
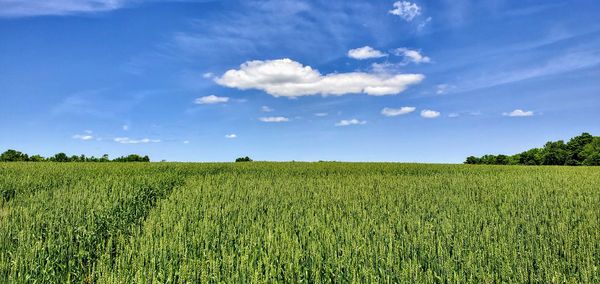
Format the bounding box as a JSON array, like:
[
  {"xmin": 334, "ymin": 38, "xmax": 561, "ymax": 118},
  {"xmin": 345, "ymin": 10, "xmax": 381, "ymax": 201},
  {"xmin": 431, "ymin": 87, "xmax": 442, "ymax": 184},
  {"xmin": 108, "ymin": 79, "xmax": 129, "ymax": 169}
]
[
  {"xmin": 72, "ymin": 134, "xmax": 94, "ymax": 141},
  {"xmin": 381, "ymin": 107, "xmax": 416, "ymax": 117},
  {"xmin": 216, "ymin": 58, "xmax": 424, "ymax": 97},
  {"xmin": 258, "ymin": 116, "xmax": 289, "ymax": 122},
  {"xmin": 417, "ymin": 17, "xmax": 432, "ymax": 31},
  {"xmin": 261, "ymin": 106, "xmax": 274, "ymax": 112},
  {"xmin": 503, "ymin": 109, "xmax": 534, "ymax": 117},
  {"xmin": 122, "ymin": 125, "xmax": 129, "ymax": 131},
  {"xmin": 335, "ymin": 119, "xmax": 367, "ymax": 126},
  {"xmin": 420, "ymin": 109, "xmax": 440, "ymax": 118},
  {"xmin": 183, "ymin": 140, "xmax": 190, "ymax": 144},
  {"xmin": 314, "ymin": 112, "xmax": 328, "ymax": 117},
  {"xmin": 389, "ymin": 1, "xmax": 421, "ymax": 21},
  {"xmin": 114, "ymin": 137, "xmax": 161, "ymax": 144},
  {"xmin": 194, "ymin": 95, "xmax": 230, "ymax": 104},
  {"xmin": 347, "ymin": 46, "xmax": 387, "ymax": 60},
  {"xmin": 202, "ymin": 72, "xmax": 213, "ymax": 79},
  {"xmin": 393, "ymin": 48, "xmax": 431, "ymax": 64},
  {"xmin": 0, "ymin": 0, "xmax": 129, "ymax": 17},
  {"xmin": 436, "ymin": 84, "xmax": 450, "ymax": 95},
  {"xmin": 448, "ymin": 113, "xmax": 460, "ymax": 118},
  {"xmin": 225, "ymin": 134, "xmax": 237, "ymax": 139}
]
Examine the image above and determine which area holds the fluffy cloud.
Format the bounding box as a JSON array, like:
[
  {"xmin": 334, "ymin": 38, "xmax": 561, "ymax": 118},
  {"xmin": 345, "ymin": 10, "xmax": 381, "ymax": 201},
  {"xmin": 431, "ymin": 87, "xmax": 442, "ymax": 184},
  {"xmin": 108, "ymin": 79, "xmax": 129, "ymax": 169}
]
[
  {"xmin": 420, "ymin": 109, "xmax": 440, "ymax": 118},
  {"xmin": 389, "ymin": 1, "xmax": 421, "ymax": 21},
  {"xmin": 194, "ymin": 95, "xmax": 229, "ymax": 104},
  {"xmin": 261, "ymin": 106, "xmax": 274, "ymax": 112},
  {"xmin": 259, "ymin": 116, "xmax": 289, "ymax": 122},
  {"xmin": 114, "ymin": 137, "xmax": 161, "ymax": 144},
  {"xmin": 347, "ymin": 46, "xmax": 387, "ymax": 60},
  {"xmin": 216, "ymin": 58, "xmax": 424, "ymax": 97},
  {"xmin": 335, "ymin": 119, "xmax": 367, "ymax": 126},
  {"xmin": 225, "ymin": 134, "xmax": 237, "ymax": 139},
  {"xmin": 503, "ymin": 109, "xmax": 534, "ymax": 117},
  {"xmin": 393, "ymin": 48, "xmax": 431, "ymax": 64},
  {"xmin": 0, "ymin": 0, "xmax": 128, "ymax": 17},
  {"xmin": 381, "ymin": 107, "xmax": 416, "ymax": 117},
  {"xmin": 72, "ymin": 134, "xmax": 94, "ymax": 141}
]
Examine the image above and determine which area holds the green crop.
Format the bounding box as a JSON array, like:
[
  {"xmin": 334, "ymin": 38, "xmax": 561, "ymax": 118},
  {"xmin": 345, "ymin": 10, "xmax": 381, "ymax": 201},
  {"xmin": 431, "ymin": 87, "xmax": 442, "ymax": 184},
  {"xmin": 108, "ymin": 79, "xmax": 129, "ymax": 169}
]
[{"xmin": 1, "ymin": 162, "xmax": 599, "ymax": 283}]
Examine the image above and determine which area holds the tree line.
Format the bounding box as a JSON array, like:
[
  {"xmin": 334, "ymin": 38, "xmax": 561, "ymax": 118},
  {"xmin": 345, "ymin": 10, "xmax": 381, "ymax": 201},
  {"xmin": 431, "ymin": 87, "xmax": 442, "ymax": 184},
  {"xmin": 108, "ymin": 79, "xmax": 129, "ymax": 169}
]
[
  {"xmin": 0, "ymin": 149, "xmax": 150, "ymax": 162},
  {"xmin": 465, "ymin": 132, "xmax": 600, "ymax": 166}
]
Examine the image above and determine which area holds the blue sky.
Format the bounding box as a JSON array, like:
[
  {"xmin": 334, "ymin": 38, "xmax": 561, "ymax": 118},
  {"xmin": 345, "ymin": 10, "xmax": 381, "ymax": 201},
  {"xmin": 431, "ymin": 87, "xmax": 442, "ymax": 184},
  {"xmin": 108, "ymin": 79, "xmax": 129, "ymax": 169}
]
[{"xmin": 1, "ymin": 0, "xmax": 599, "ymax": 162}]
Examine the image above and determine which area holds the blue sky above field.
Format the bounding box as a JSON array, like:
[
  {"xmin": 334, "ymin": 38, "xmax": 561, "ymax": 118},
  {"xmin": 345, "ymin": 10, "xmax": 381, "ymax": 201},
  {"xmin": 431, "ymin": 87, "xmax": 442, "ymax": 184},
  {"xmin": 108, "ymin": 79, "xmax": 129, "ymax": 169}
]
[{"xmin": 1, "ymin": 0, "xmax": 599, "ymax": 162}]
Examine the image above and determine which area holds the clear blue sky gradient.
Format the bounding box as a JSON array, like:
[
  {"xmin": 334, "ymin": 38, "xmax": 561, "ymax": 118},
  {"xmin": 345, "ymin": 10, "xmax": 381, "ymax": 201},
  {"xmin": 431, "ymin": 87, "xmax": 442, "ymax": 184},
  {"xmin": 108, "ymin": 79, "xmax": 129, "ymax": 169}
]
[{"xmin": 1, "ymin": 0, "xmax": 599, "ymax": 162}]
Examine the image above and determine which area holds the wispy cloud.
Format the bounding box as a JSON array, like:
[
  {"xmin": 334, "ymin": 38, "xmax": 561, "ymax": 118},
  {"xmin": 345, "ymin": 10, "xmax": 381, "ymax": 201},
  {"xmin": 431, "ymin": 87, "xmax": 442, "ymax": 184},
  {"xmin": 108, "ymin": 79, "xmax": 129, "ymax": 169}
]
[
  {"xmin": 72, "ymin": 134, "xmax": 94, "ymax": 141},
  {"xmin": 456, "ymin": 48, "xmax": 600, "ymax": 93},
  {"xmin": 114, "ymin": 137, "xmax": 161, "ymax": 144},
  {"xmin": 194, "ymin": 95, "xmax": 229, "ymax": 104},
  {"xmin": 225, "ymin": 134, "xmax": 237, "ymax": 139},
  {"xmin": 335, "ymin": 118, "xmax": 366, "ymax": 126},
  {"xmin": 314, "ymin": 112, "xmax": 329, "ymax": 117},
  {"xmin": 261, "ymin": 106, "xmax": 274, "ymax": 112},
  {"xmin": 258, "ymin": 116, "xmax": 289, "ymax": 123},
  {"xmin": 0, "ymin": 0, "xmax": 128, "ymax": 18},
  {"xmin": 503, "ymin": 109, "xmax": 534, "ymax": 117},
  {"xmin": 381, "ymin": 107, "xmax": 415, "ymax": 117},
  {"xmin": 216, "ymin": 58, "xmax": 424, "ymax": 97}
]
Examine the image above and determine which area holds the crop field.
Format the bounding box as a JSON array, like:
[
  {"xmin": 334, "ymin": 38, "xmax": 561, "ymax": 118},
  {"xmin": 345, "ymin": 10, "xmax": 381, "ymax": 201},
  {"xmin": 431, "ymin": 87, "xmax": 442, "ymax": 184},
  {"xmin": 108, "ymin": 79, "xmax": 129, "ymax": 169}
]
[{"xmin": 0, "ymin": 163, "xmax": 599, "ymax": 283}]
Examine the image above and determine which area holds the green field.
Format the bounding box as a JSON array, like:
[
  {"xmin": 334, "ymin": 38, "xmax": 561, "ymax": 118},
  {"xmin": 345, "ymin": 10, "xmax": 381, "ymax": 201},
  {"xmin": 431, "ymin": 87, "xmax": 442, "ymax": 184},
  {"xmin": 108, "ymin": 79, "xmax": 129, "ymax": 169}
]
[{"xmin": 1, "ymin": 163, "xmax": 599, "ymax": 283}]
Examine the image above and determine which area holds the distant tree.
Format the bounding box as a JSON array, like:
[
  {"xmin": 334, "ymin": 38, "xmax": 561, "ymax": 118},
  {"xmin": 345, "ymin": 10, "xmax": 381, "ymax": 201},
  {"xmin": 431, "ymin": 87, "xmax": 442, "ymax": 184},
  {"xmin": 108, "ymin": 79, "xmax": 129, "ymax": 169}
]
[
  {"xmin": 507, "ymin": 154, "xmax": 521, "ymax": 165},
  {"xmin": 566, "ymin": 133, "xmax": 594, "ymax": 165},
  {"xmin": 53, "ymin": 153, "xmax": 69, "ymax": 162},
  {"xmin": 480, "ymin": 155, "xmax": 498, "ymax": 165},
  {"xmin": 495, "ymin": 155, "xmax": 509, "ymax": 165},
  {"xmin": 0, "ymin": 149, "xmax": 151, "ymax": 163},
  {"xmin": 518, "ymin": 148, "xmax": 542, "ymax": 165},
  {"xmin": 541, "ymin": 140, "xmax": 568, "ymax": 165},
  {"xmin": 581, "ymin": 137, "xmax": 600, "ymax": 166},
  {"xmin": 0, "ymin": 149, "xmax": 29, "ymax": 161},
  {"xmin": 464, "ymin": 132, "xmax": 600, "ymax": 166},
  {"xmin": 29, "ymin": 155, "xmax": 45, "ymax": 162},
  {"xmin": 113, "ymin": 154, "xmax": 150, "ymax": 162},
  {"xmin": 235, "ymin": 156, "xmax": 253, "ymax": 162},
  {"xmin": 100, "ymin": 154, "xmax": 110, "ymax": 162},
  {"xmin": 464, "ymin": 156, "xmax": 481, "ymax": 164}
]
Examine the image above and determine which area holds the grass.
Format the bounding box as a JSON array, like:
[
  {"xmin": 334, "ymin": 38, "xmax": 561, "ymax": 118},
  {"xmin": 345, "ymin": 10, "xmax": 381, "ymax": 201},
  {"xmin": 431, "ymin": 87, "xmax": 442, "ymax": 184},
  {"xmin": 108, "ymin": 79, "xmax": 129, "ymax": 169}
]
[{"xmin": 1, "ymin": 162, "xmax": 599, "ymax": 282}]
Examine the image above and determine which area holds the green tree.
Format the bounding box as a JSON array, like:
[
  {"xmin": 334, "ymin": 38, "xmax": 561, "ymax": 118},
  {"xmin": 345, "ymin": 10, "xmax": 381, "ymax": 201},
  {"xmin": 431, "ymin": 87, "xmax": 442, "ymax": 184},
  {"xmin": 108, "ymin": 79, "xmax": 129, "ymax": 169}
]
[
  {"xmin": 495, "ymin": 155, "xmax": 509, "ymax": 165},
  {"xmin": 29, "ymin": 155, "xmax": 45, "ymax": 162},
  {"xmin": 0, "ymin": 149, "xmax": 29, "ymax": 161},
  {"xmin": 235, "ymin": 156, "xmax": 253, "ymax": 162},
  {"xmin": 518, "ymin": 148, "xmax": 542, "ymax": 165},
  {"xmin": 565, "ymin": 133, "xmax": 594, "ymax": 165},
  {"xmin": 541, "ymin": 140, "xmax": 568, "ymax": 165},
  {"xmin": 53, "ymin": 153, "xmax": 69, "ymax": 162},
  {"xmin": 464, "ymin": 156, "xmax": 481, "ymax": 164},
  {"xmin": 581, "ymin": 137, "xmax": 600, "ymax": 166}
]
